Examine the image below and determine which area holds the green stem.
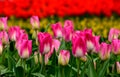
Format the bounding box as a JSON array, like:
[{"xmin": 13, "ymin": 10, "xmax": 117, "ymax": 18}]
[
  {"xmin": 77, "ymin": 58, "xmax": 80, "ymax": 77},
  {"xmin": 62, "ymin": 66, "xmax": 65, "ymax": 77},
  {"xmin": 40, "ymin": 55, "xmax": 45, "ymax": 75}
]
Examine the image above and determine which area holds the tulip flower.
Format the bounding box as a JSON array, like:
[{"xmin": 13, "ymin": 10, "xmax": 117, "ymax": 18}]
[
  {"xmin": 63, "ymin": 20, "xmax": 74, "ymax": 41},
  {"xmin": 0, "ymin": 17, "xmax": 7, "ymax": 30},
  {"xmin": 93, "ymin": 36, "xmax": 100, "ymax": 53},
  {"xmin": 15, "ymin": 32, "xmax": 28, "ymax": 50},
  {"xmin": 51, "ymin": 22, "xmax": 63, "ymax": 38},
  {"xmin": 116, "ymin": 62, "xmax": 120, "ymax": 74},
  {"xmin": 99, "ymin": 42, "xmax": 111, "ymax": 60},
  {"xmin": 17, "ymin": 39, "xmax": 32, "ymax": 59},
  {"xmin": 0, "ymin": 41, "xmax": 3, "ymax": 55},
  {"xmin": 58, "ymin": 50, "xmax": 70, "ymax": 66},
  {"xmin": 38, "ymin": 32, "xmax": 52, "ymax": 55},
  {"xmin": 111, "ymin": 39, "xmax": 120, "ymax": 55},
  {"xmin": 85, "ymin": 32, "xmax": 95, "ymax": 52},
  {"xmin": 30, "ymin": 16, "xmax": 40, "ymax": 29},
  {"xmin": 108, "ymin": 28, "xmax": 120, "ymax": 42},
  {"xmin": 0, "ymin": 31, "xmax": 9, "ymax": 45},
  {"xmin": 8, "ymin": 26, "xmax": 21, "ymax": 41},
  {"xmin": 53, "ymin": 39, "xmax": 60, "ymax": 52},
  {"xmin": 72, "ymin": 34, "xmax": 87, "ymax": 57}
]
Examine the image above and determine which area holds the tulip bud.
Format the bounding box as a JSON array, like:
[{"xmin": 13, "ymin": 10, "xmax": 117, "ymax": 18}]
[
  {"xmin": 34, "ymin": 52, "xmax": 39, "ymax": 64},
  {"xmin": 0, "ymin": 31, "xmax": 9, "ymax": 45},
  {"xmin": 116, "ymin": 62, "xmax": 120, "ymax": 74},
  {"xmin": 38, "ymin": 32, "xmax": 52, "ymax": 55},
  {"xmin": 0, "ymin": 17, "xmax": 7, "ymax": 30},
  {"xmin": 63, "ymin": 20, "xmax": 74, "ymax": 42},
  {"xmin": 0, "ymin": 41, "xmax": 3, "ymax": 55},
  {"xmin": 8, "ymin": 26, "xmax": 21, "ymax": 41},
  {"xmin": 30, "ymin": 16, "xmax": 40, "ymax": 29},
  {"xmin": 17, "ymin": 40, "xmax": 32, "ymax": 59},
  {"xmin": 80, "ymin": 56, "xmax": 87, "ymax": 62},
  {"xmin": 53, "ymin": 39, "xmax": 60, "ymax": 52},
  {"xmin": 51, "ymin": 22, "xmax": 63, "ymax": 38},
  {"xmin": 108, "ymin": 28, "xmax": 120, "ymax": 42},
  {"xmin": 111, "ymin": 39, "xmax": 120, "ymax": 55},
  {"xmin": 99, "ymin": 42, "xmax": 111, "ymax": 60},
  {"xmin": 72, "ymin": 34, "xmax": 87, "ymax": 57},
  {"xmin": 58, "ymin": 50, "xmax": 70, "ymax": 66}
]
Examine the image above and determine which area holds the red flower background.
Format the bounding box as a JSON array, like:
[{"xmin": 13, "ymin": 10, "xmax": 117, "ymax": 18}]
[{"xmin": 0, "ymin": 0, "xmax": 120, "ymax": 18}]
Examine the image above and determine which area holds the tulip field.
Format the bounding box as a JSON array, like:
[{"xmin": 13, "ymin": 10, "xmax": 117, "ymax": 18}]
[{"xmin": 0, "ymin": 16, "xmax": 120, "ymax": 77}]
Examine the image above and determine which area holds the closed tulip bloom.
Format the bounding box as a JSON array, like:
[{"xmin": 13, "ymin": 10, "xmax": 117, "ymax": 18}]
[
  {"xmin": 0, "ymin": 41, "xmax": 3, "ymax": 55},
  {"xmin": 85, "ymin": 32, "xmax": 95, "ymax": 52},
  {"xmin": 53, "ymin": 39, "xmax": 60, "ymax": 52},
  {"xmin": 51, "ymin": 22, "xmax": 63, "ymax": 38},
  {"xmin": 0, "ymin": 31, "xmax": 9, "ymax": 45},
  {"xmin": 30, "ymin": 16, "xmax": 40, "ymax": 29},
  {"xmin": 99, "ymin": 42, "xmax": 111, "ymax": 60},
  {"xmin": 38, "ymin": 32, "xmax": 52, "ymax": 55},
  {"xmin": 16, "ymin": 32, "xmax": 28, "ymax": 50},
  {"xmin": 58, "ymin": 50, "xmax": 70, "ymax": 66},
  {"xmin": 0, "ymin": 17, "xmax": 7, "ymax": 30},
  {"xmin": 108, "ymin": 28, "xmax": 120, "ymax": 42},
  {"xmin": 34, "ymin": 52, "xmax": 39, "ymax": 64},
  {"xmin": 93, "ymin": 36, "xmax": 100, "ymax": 53},
  {"xmin": 8, "ymin": 26, "xmax": 21, "ymax": 41},
  {"xmin": 72, "ymin": 34, "xmax": 87, "ymax": 57},
  {"xmin": 111, "ymin": 39, "xmax": 120, "ymax": 55},
  {"xmin": 17, "ymin": 40, "xmax": 32, "ymax": 59},
  {"xmin": 116, "ymin": 62, "xmax": 120, "ymax": 74},
  {"xmin": 63, "ymin": 20, "xmax": 74, "ymax": 41}
]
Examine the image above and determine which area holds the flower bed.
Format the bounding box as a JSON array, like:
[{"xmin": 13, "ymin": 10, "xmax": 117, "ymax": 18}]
[{"xmin": 0, "ymin": 16, "xmax": 120, "ymax": 77}]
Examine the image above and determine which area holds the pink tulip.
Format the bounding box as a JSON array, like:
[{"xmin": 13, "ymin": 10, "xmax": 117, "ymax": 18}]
[
  {"xmin": 116, "ymin": 62, "xmax": 120, "ymax": 74},
  {"xmin": 0, "ymin": 17, "xmax": 7, "ymax": 30},
  {"xmin": 8, "ymin": 26, "xmax": 21, "ymax": 41},
  {"xmin": 30, "ymin": 16, "xmax": 40, "ymax": 29},
  {"xmin": 58, "ymin": 50, "xmax": 70, "ymax": 66},
  {"xmin": 111, "ymin": 39, "xmax": 120, "ymax": 55},
  {"xmin": 63, "ymin": 20, "xmax": 74, "ymax": 41},
  {"xmin": 15, "ymin": 31, "xmax": 28, "ymax": 50},
  {"xmin": 0, "ymin": 41, "xmax": 3, "ymax": 55},
  {"xmin": 85, "ymin": 31, "xmax": 95, "ymax": 52},
  {"xmin": 93, "ymin": 36, "xmax": 100, "ymax": 53},
  {"xmin": 17, "ymin": 39, "xmax": 32, "ymax": 59},
  {"xmin": 99, "ymin": 42, "xmax": 111, "ymax": 60},
  {"xmin": 51, "ymin": 22, "xmax": 63, "ymax": 38},
  {"xmin": 108, "ymin": 28, "xmax": 120, "ymax": 42},
  {"xmin": 72, "ymin": 34, "xmax": 87, "ymax": 57},
  {"xmin": 53, "ymin": 39, "xmax": 60, "ymax": 52},
  {"xmin": 0, "ymin": 31, "xmax": 9, "ymax": 45},
  {"xmin": 38, "ymin": 32, "xmax": 52, "ymax": 55}
]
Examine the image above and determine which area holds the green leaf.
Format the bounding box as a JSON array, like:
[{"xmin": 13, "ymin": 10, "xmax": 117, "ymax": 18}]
[
  {"xmin": 98, "ymin": 59, "xmax": 109, "ymax": 77},
  {"xmin": 32, "ymin": 73, "xmax": 45, "ymax": 77},
  {"xmin": 59, "ymin": 39, "xmax": 66, "ymax": 51},
  {"xmin": 87, "ymin": 55, "xmax": 97, "ymax": 77},
  {"xmin": 81, "ymin": 60, "xmax": 90, "ymax": 77},
  {"xmin": 1, "ymin": 68, "xmax": 12, "ymax": 75},
  {"xmin": 15, "ymin": 66, "xmax": 24, "ymax": 77}
]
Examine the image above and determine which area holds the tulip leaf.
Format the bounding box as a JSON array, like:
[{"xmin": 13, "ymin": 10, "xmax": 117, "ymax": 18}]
[
  {"xmin": 81, "ymin": 60, "xmax": 90, "ymax": 77},
  {"xmin": 98, "ymin": 59, "xmax": 109, "ymax": 77},
  {"xmin": 32, "ymin": 73, "xmax": 45, "ymax": 77},
  {"xmin": 15, "ymin": 66, "xmax": 24, "ymax": 77},
  {"xmin": 87, "ymin": 55, "xmax": 97, "ymax": 77}
]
